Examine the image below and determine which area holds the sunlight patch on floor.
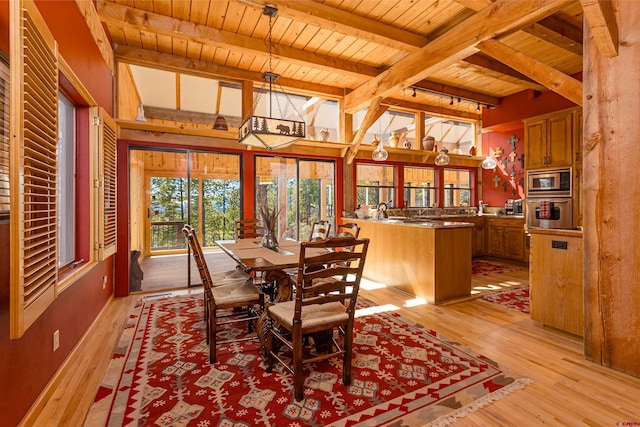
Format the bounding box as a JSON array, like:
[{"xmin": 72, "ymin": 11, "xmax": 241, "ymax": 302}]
[
  {"xmin": 404, "ymin": 297, "xmax": 428, "ymax": 307},
  {"xmin": 359, "ymin": 277, "xmax": 388, "ymax": 291},
  {"xmin": 355, "ymin": 304, "xmax": 399, "ymax": 318}
]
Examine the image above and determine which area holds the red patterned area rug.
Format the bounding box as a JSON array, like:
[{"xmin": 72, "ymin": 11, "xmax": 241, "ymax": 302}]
[
  {"xmin": 471, "ymin": 260, "xmax": 520, "ymax": 276},
  {"xmin": 481, "ymin": 287, "xmax": 530, "ymax": 314},
  {"xmin": 85, "ymin": 295, "xmax": 532, "ymax": 426}
]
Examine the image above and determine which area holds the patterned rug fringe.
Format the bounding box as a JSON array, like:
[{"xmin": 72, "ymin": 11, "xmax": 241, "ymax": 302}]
[{"xmin": 427, "ymin": 377, "xmax": 534, "ymax": 427}]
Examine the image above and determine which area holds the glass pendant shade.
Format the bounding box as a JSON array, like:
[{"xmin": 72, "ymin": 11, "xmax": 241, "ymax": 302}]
[
  {"xmin": 482, "ymin": 156, "xmax": 497, "ymax": 169},
  {"xmin": 434, "ymin": 147, "xmax": 450, "ymax": 166},
  {"xmin": 372, "ymin": 144, "xmax": 388, "ymax": 161}
]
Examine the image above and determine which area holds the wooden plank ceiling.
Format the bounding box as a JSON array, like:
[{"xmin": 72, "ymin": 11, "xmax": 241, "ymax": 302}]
[{"xmin": 97, "ymin": 0, "xmax": 585, "ymax": 122}]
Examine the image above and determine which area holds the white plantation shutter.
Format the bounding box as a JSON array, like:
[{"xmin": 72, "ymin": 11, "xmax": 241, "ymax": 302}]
[
  {"xmin": 10, "ymin": 0, "xmax": 59, "ymax": 338},
  {"xmin": 96, "ymin": 107, "xmax": 117, "ymax": 260}
]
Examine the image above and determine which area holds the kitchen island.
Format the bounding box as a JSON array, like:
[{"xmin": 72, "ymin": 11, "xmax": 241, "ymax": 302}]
[{"xmin": 349, "ymin": 218, "xmax": 473, "ymax": 304}]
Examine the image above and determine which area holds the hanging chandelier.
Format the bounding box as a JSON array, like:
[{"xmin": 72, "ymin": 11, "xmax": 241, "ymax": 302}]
[{"xmin": 239, "ymin": 6, "xmax": 306, "ymax": 150}]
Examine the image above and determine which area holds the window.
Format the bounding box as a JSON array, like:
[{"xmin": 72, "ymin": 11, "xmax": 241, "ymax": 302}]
[
  {"xmin": 58, "ymin": 93, "xmax": 76, "ymax": 267},
  {"xmin": 404, "ymin": 166, "xmax": 436, "ymax": 208},
  {"xmin": 425, "ymin": 117, "xmax": 476, "ymax": 154},
  {"xmin": 442, "ymin": 169, "xmax": 472, "ymax": 208},
  {"xmin": 255, "ymin": 156, "xmax": 335, "ymax": 240},
  {"xmin": 354, "ymin": 109, "xmax": 416, "ymax": 148},
  {"xmin": 356, "ymin": 164, "xmax": 394, "ymax": 207}
]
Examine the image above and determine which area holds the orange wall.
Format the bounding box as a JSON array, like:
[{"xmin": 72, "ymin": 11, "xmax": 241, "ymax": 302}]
[
  {"xmin": 480, "ymin": 75, "xmax": 581, "ymax": 206},
  {"xmin": 0, "ymin": 3, "xmax": 115, "ymax": 425}
]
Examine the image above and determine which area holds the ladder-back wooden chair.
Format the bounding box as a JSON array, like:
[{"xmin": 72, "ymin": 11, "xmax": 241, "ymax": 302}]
[
  {"xmin": 265, "ymin": 236, "xmax": 369, "ymax": 401},
  {"xmin": 183, "ymin": 225, "xmax": 264, "ymax": 364},
  {"xmin": 234, "ymin": 218, "xmax": 264, "ymax": 240},
  {"xmin": 308, "ymin": 220, "xmax": 331, "ymax": 241},
  {"xmin": 335, "ymin": 222, "xmax": 360, "ymax": 238}
]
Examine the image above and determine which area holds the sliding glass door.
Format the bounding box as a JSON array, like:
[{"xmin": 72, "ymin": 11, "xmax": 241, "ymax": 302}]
[
  {"xmin": 129, "ymin": 148, "xmax": 241, "ymax": 292},
  {"xmin": 255, "ymin": 156, "xmax": 335, "ymax": 241}
]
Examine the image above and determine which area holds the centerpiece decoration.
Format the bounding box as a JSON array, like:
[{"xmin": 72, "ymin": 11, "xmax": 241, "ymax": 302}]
[{"xmin": 258, "ymin": 203, "xmax": 282, "ymax": 249}]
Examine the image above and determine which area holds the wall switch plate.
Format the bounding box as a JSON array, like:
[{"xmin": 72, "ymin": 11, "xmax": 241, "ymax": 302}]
[{"xmin": 53, "ymin": 330, "xmax": 60, "ymax": 352}]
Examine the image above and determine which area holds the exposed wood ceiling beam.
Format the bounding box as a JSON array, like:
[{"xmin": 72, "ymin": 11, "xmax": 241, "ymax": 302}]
[
  {"xmin": 411, "ymin": 79, "xmax": 501, "ymax": 107},
  {"xmin": 97, "ymin": 1, "xmax": 380, "ymax": 80},
  {"xmin": 580, "ymin": 0, "xmax": 618, "ymax": 57},
  {"xmin": 114, "ymin": 45, "xmax": 344, "ymax": 97},
  {"xmin": 460, "ymin": 0, "xmax": 583, "ymax": 55},
  {"xmin": 74, "ymin": 0, "xmax": 114, "ymax": 75},
  {"xmin": 476, "ymin": 39, "xmax": 582, "ymax": 105},
  {"xmin": 233, "ymin": 0, "xmax": 428, "ymax": 52},
  {"xmin": 461, "ymin": 53, "xmax": 547, "ymax": 91},
  {"xmin": 521, "ymin": 22, "xmax": 583, "ymax": 56},
  {"xmin": 346, "ymin": 97, "xmax": 384, "ymax": 164},
  {"xmin": 344, "ymin": 0, "xmax": 573, "ymax": 113}
]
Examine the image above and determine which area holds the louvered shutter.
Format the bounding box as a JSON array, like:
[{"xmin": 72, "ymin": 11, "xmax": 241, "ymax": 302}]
[
  {"xmin": 10, "ymin": 0, "xmax": 59, "ymax": 338},
  {"xmin": 97, "ymin": 107, "xmax": 117, "ymax": 260},
  {"xmin": 0, "ymin": 57, "xmax": 8, "ymax": 212}
]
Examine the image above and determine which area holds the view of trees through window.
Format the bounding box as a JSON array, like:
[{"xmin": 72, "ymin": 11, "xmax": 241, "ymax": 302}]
[{"xmin": 255, "ymin": 157, "xmax": 335, "ymax": 241}]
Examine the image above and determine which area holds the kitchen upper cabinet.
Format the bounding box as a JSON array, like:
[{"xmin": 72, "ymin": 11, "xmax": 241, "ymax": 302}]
[
  {"xmin": 524, "ymin": 109, "xmax": 575, "ymax": 169},
  {"xmin": 486, "ymin": 217, "xmax": 525, "ymax": 262}
]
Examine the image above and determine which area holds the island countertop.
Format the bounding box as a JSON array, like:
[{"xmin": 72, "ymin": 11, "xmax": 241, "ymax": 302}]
[{"xmin": 342, "ymin": 217, "xmax": 475, "ymax": 229}]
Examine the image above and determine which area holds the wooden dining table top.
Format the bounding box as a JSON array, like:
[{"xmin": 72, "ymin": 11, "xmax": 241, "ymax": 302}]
[{"xmin": 215, "ymin": 238, "xmax": 304, "ymax": 272}]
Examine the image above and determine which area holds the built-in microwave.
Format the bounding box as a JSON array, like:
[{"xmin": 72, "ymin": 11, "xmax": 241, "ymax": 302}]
[{"xmin": 526, "ymin": 168, "xmax": 572, "ymax": 198}]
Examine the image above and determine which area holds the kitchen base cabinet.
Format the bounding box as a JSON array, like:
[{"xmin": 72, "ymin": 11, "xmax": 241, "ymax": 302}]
[
  {"xmin": 486, "ymin": 217, "xmax": 525, "ymax": 262},
  {"xmin": 529, "ymin": 230, "xmax": 583, "ymax": 337}
]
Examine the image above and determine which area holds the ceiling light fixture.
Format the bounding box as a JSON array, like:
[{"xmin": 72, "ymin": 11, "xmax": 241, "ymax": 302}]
[
  {"xmin": 481, "ymin": 131, "xmax": 497, "ymax": 170},
  {"xmin": 239, "ymin": 6, "xmax": 306, "ymax": 150},
  {"xmin": 476, "ymin": 103, "xmax": 481, "ymax": 113},
  {"xmin": 372, "ymin": 120, "xmax": 388, "ymax": 161},
  {"xmin": 434, "ymin": 97, "xmax": 450, "ymax": 166},
  {"xmin": 412, "ymin": 88, "xmax": 417, "ymax": 97}
]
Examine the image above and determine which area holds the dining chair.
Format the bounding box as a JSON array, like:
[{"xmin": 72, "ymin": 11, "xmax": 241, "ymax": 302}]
[
  {"xmin": 336, "ymin": 222, "xmax": 360, "ymax": 238},
  {"xmin": 182, "ymin": 225, "xmax": 264, "ymax": 364},
  {"xmin": 309, "ymin": 220, "xmax": 331, "ymax": 241},
  {"xmin": 264, "ymin": 236, "xmax": 369, "ymax": 401},
  {"xmin": 234, "ymin": 218, "xmax": 264, "ymax": 240}
]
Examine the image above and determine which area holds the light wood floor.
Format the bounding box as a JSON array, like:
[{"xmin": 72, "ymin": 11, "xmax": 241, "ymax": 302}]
[{"xmin": 28, "ymin": 260, "xmax": 640, "ymax": 426}]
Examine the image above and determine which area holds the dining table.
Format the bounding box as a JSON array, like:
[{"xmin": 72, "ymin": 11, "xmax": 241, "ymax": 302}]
[{"xmin": 214, "ymin": 237, "xmax": 306, "ymax": 302}]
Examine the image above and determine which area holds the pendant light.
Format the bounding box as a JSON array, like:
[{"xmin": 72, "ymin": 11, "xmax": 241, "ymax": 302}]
[
  {"xmin": 371, "ymin": 117, "xmax": 388, "ymax": 161},
  {"xmin": 434, "ymin": 97, "xmax": 450, "ymax": 166},
  {"xmin": 481, "ymin": 131, "xmax": 497, "ymax": 170},
  {"xmin": 239, "ymin": 6, "xmax": 306, "ymax": 150},
  {"xmin": 372, "ymin": 142, "xmax": 388, "ymax": 161},
  {"xmin": 435, "ymin": 147, "xmax": 450, "ymax": 166}
]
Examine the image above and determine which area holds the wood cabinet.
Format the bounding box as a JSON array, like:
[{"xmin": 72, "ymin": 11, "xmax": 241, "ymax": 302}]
[
  {"xmin": 459, "ymin": 216, "xmax": 486, "ymax": 257},
  {"xmin": 529, "ymin": 230, "xmax": 583, "ymax": 337},
  {"xmin": 524, "ymin": 108, "xmax": 575, "ymax": 169},
  {"xmin": 486, "ymin": 217, "xmax": 525, "ymax": 261}
]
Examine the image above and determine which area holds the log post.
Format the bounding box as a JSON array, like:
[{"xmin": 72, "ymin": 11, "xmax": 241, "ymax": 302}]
[{"xmin": 583, "ymin": 1, "xmax": 640, "ymax": 377}]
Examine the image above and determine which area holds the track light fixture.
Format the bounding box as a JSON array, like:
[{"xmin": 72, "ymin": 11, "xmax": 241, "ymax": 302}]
[
  {"xmin": 476, "ymin": 103, "xmax": 481, "ymax": 112},
  {"xmin": 412, "ymin": 88, "xmax": 417, "ymax": 97}
]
